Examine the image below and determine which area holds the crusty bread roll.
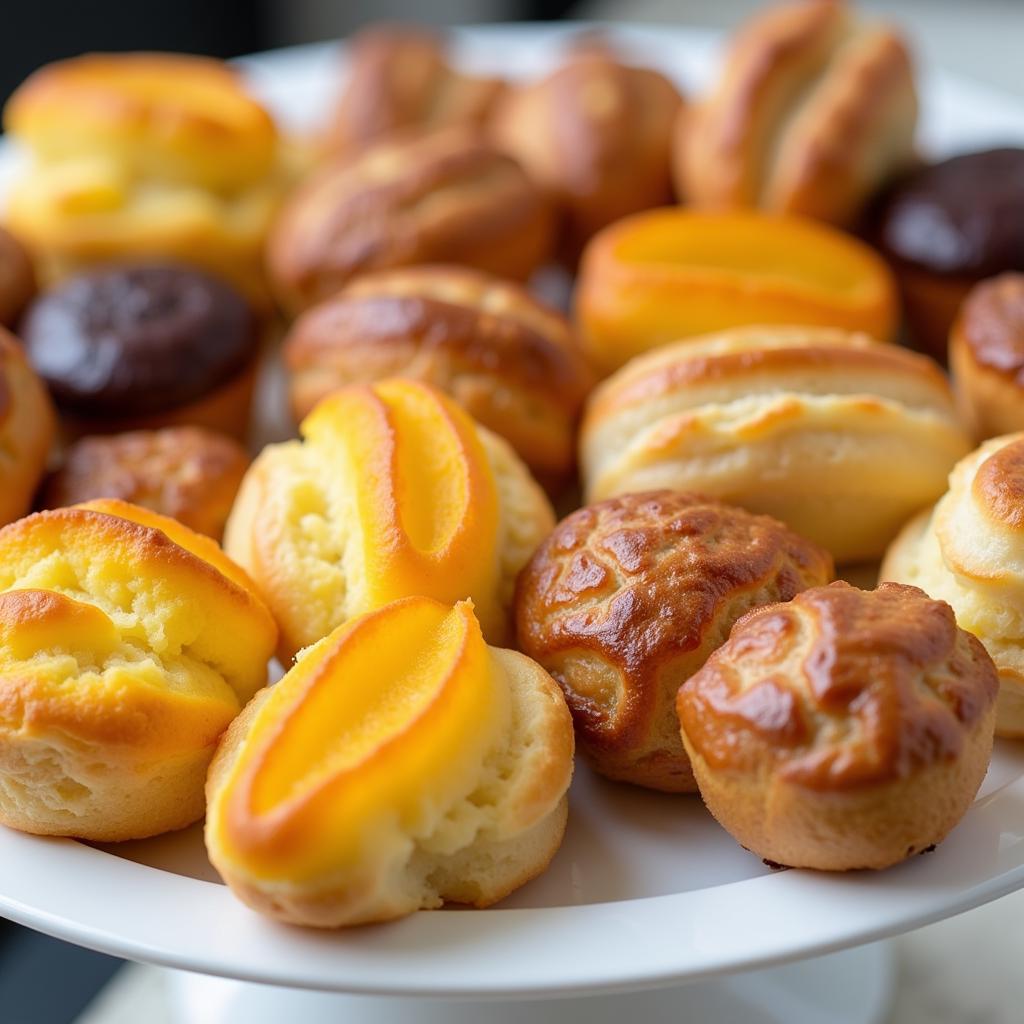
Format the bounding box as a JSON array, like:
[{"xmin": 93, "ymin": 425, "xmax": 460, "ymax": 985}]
[
  {"xmin": 0, "ymin": 498, "xmax": 276, "ymax": 841},
  {"xmin": 42, "ymin": 427, "xmax": 249, "ymax": 540},
  {"xmin": 0, "ymin": 226, "xmax": 35, "ymax": 328},
  {"xmin": 882, "ymin": 433, "xmax": 1024, "ymax": 737},
  {"xmin": 224, "ymin": 379, "xmax": 554, "ymax": 660},
  {"xmin": 950, "ymin": 274, "xmax": 1024, "ymax": 440},
  {"xmin": 266, "ymin": 128, "xmax": 554, "ymax": 315},
  {"xmin": 678, "ymin": 582, "xmax": 998, "ymax": 870},
  {"xmin": 675, "ymin": 0, "xmax": 917, "ymax": 228},
  {"xmin": 325, "ymin": 25, "xmax": 506, "ymax": 154},
  {"xmin": 490, "ymin": 40, "xmax": 683, "ymax": 258},
  {"xmin": 206, "ymin": 596, "xmax": 574, "ymax": 927},
  {"xmin": 282, "ymin": 265, "xmax": 593, "ymax": 482},
  {"xmin": 0, "ymin": 327, "xmax": 56, "ymax": 528},
  {"xmin": 580, "ymin": 326, "xmax": 971, "ymax": 563},
  {"xmin": 515, "ymin": 490, "xmax": 833, "ymax": 792},
  {"xmin": 3, "ymin": 53, "xmax": 290, "ymax": 305}
]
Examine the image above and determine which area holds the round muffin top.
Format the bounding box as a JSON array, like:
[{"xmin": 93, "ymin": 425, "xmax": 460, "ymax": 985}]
[
  {"xmin": 678, "ymin": 581, "xmax": 998, "ymax": 790},
  {"xmin": 872, "ymin": 148, "xmax": 1024, "ymax": 278},
  {"xmin": 955, "ymin": 273, "xmax": 1024, "ymax": 379},
  {"xmin": 515, "ymin": 490, "xmax": 833, "ymax": 746},
  {"xmin": 19, "ymin": 264, "xmax": 258, "ymax": 417}
]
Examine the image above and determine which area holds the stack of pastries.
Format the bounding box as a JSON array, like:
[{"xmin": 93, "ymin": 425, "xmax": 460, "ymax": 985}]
[{"xmin": 0, "ymin": 0, "xmax": 1019, "ymax": 933}]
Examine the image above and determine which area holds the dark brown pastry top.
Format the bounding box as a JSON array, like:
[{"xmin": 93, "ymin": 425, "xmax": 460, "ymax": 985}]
[
  {"xmin": 0, "ymin": 226, "xmax": 36, "ymax": 329},
  {"xmin": 19, "ymin": 264, "xmax": 259, "ymax": 418},
  {"xmin": 678, "ymin": 582, "xmax": 999, "ymax": 790},
  {"xmin": 872, "ymin": 148, "xmax": 1024, "ymax": 278},
  {"xmin": 955, "ymin": 272, "xmax": 1024, "ymax": 380}
]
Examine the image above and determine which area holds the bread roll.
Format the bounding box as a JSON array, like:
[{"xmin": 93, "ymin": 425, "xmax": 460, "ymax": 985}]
[
  {"xmin": 516, "ymin": 490, "xmax": 833, "ymax": 791},
  {"xmin": 0, "ymin": 499, "xmax": 276, "ymax": 841},
  {"xmin": 0, "ymin": 226, "xmax": 35, "ymax": 328},
  {"xmin": 676, "ymin": 0, "xmax": 917, "ymax": 228},
  {"xmin": 206, "ymin": 596, "xmax": 573, "ymax": 927},
  {"xmin": 224, "ymin": 379, "xmax": 554, "ymax": 659},
  {"xmin": 678, "ymin": 582, "xmax": 998, "ymax": 870},
  {"xmin": 581, "ymin": 326, "xmax": 971, "ymax": 562},
  {"xmin": 882, "ymin": 433, "xmax": 1024, "ymax": 737}
]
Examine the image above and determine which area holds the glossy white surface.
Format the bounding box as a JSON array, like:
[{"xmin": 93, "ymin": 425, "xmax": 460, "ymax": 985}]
[{"xmin": 1, "ymin": 22, "xmax": 1024, "ymax": 1001}]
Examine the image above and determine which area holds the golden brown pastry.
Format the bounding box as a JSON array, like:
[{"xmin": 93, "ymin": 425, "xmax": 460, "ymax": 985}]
[
  {"xmin": 882, "ymin": 433, "xmax": 1024, "ymax": 737},
  {"xmin": 282, "ymin": 265, "xmax": 593, "ymax": 482},
  {"xmin": 41, "ymin": 427, "xmax": 249, "ymax": 540},
  {"xmin": 675, "ymin": 0, "xmax": 918, "ymax": 228},
  {"xmin": 678, "ymin": 582, "xmax": 998, "ymax": 870},
  {"xmin": 3, "ymin": 52, "xmax": 290, "ymax": 306},
  {"xmin": 950, "ymin": 274, "xmax": 1024, "ymax": 440},
  {"xmin": 515, "ymin": 491, "xmax": 833, "ymax": 792},
  {"xmin": 490, "ymin": 40, "xmax": 683, "ymax": 258},
  {"xmin": 224, "ymin": 378, "xmax": 554, "ymax": 660},
  {"xmin": 0, "ymin": 498, "xmax": 277, "ymax": 841},
  {"xmin": 580, "ymin": 326, "xmax": 971, "ymax": 563},
  {"xmin": 325, "ymin": 25, "xmax": 506, "ymax": 154},
  {"xmin": 0, "ymin": 328, "xmax": 56, "ymax": 528},
  {"xmin": 574, "ymin": 208, "xmax": 898, "ymax": 375},
  {"xmin": 0, "ymin": 227, "xmax": 35, "ymax": 327},
  {"xmin": 266, "ymin": 128, "xmax": 554, "ymax": 315},
  {"xmin": 206, "ymin": 596, "xmax": 574, "ymax": 927}
]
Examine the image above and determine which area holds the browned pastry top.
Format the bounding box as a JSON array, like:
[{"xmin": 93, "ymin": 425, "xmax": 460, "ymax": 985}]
[
  {"xmin": 955, "ymin": 273, "xmax": 1024, "ymax": 382},
  {"xmin": 972, "ymin": 436, "xmax": 1024, "ymax": 531},
  {"xmin": 516, "ymin": 490, "xmax": 833, "ymax": 754},
  {"xmin": 326, "ymin": 25, "xmax": 505, "ymax": 153},
  {"xmin": 678, "ymin": 582, "xmax": 998, "ymax": 790},
  {"xmin": 267, "ymin": 129, "xmax": 552, "ymax": 312},
  {"xmin": 0, "ymin": 227, "xmax": 35, "ymax": 329},
  {"xmin": 41, "ymin": 427, "xmax": 249, "ymax": 539}
]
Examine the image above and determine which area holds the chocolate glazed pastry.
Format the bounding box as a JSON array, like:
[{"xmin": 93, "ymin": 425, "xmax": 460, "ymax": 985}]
[
  {"xmin": 19, "ymin": 265, "xmax": 260, "ymax": 440},
  {"xmin": 870, "ymin": 148, "xmax": 1024, "ymax": 362}
]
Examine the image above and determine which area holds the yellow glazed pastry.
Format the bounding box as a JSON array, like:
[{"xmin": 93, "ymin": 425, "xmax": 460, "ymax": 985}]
[
  {"xmin": 581, "ymin": 326, "xmax": 971, "ymax": 563},
  {"xmin": 882, "ymin": 433, "xmax": 1024, "ymax": 737},
  {"xmin": 0, "ymin": 499, "xmax": 277, "ymax": 841},
  {"xmin": 206, "ymin": 596, "xmax": 574, "ymax": 927},
  {"xmin": 3, "ymin": 53, "xmax": 289, "ymax": 305},
  {"xmin": 224, "ymin": 379, "xmax": 554, "ymax": 659}
]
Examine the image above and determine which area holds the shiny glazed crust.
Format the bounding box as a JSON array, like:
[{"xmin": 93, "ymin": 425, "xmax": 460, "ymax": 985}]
[
  {"xmin": 0, "ymin": 501, "xmax": 276, "ymax": 841},
  {"xmin": 490, "ymin": 43, "xmax": 683, "ymax": 257},
  {"xmin": 0, "ymin": 328, "xmax": 56, "ymax": 527},
  {"xmin": 881, "ymin": 433, "xmax": 1024, "ymax": 737},
  {"xmin": 580, "ymin": 326, "xmax": 971, "ymax": 562},
  {"xmin": 266, "ymin": 128, "xmax": 554, "ymax": 314},
  {"xmin": 675, "ymin": 0, "xmax": 918, "ymax": 227},
  {"xmin": 678, "ymin": 582, "xmax": 998, "ymax": 870},
  {"xmin": 42, "ymin": 427, "xmax": 250, "ymax": 540},
  {"xmin": 283, "ymin": 265, "xmax": 593, "ymax": 480},
  {"xmin": 515, "ymin": 490, "xmax": 833, "ymax": 792},
  {"xmin": 326, "ymin": 25, "xmax": 506, "ymax": 153}
]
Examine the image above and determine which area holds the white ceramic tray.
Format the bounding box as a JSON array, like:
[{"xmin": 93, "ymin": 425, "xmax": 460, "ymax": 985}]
[{"xmin": 2, "ymin": 21, "xmax": 1024, "ymax": 1009}]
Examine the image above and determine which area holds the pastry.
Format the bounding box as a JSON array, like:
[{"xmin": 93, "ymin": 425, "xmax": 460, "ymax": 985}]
[
  {"xmin": 325, "ymin": 25, "xmax": 505, "ymax": 153},
  {"xmin": 282, "ymin": 265, "xmax": 593, "ymax": 482},
  {"xmin": 266, "ymin": 128, "xmax": 554, "ymax": 315},
  {"xmin": 515, "ymin": 490, "xmax": 833, "ymax": 792},
  {"xmin": 224, "ymin": 378, "xmax": 555, "ymax": 659},
  {"xmin": 3, "ymin": 52, "xmax": 288, "ymax": 306},
  {"xmin": 0, "ymin": 328, "xmax": 56, "ymax": 528},
  {"xmin": 869, "ymin": 148, "xmax": 1024, "ymax": 362},
  {"xmin": 580, "ymin": 326, "xmax": 971, "ymax": 563},
  {"xmin": 574, "ymin": 208, "xmax": 898, "ymax": 375},
  {"xmin": 41, "ymin": 427, "xmax": 249, "ymax": 540},
  {"xmin": 881, "ymin": 433, "xmax": 1024, "ymax": 737},
  {"xmin": 675, "ymin": 0, "xmax": 917, "ymax": 228},
  {"xmin": 950, "ymin": 274, "xmax": 1024, "ymax": 440},
  {"xmin": 0, "ymin": 498, "xmax": 277, "ymax": 841},
  {"xmin": 678, "ymin": 582, "xmax": 997, "ymax": 870},
  {"xmin": 490, "ymin": 40, "xmax": 683, "ymax": 258},
  {"xmin": 205, "ymin": 596, "xmax": 574, "ymax": 927},
  {"xmin": 19, "ymin": 264, "xmax": 261, "ymax": 441},
  {"xmin": 0, "ymin": 227, "xmax": 35, "ymax": 328}
]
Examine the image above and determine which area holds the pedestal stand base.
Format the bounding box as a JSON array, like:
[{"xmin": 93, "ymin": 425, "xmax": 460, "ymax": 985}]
[{"xmin": 167, "ymin": 940, "xmax": 894, "ymax": 1024}]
